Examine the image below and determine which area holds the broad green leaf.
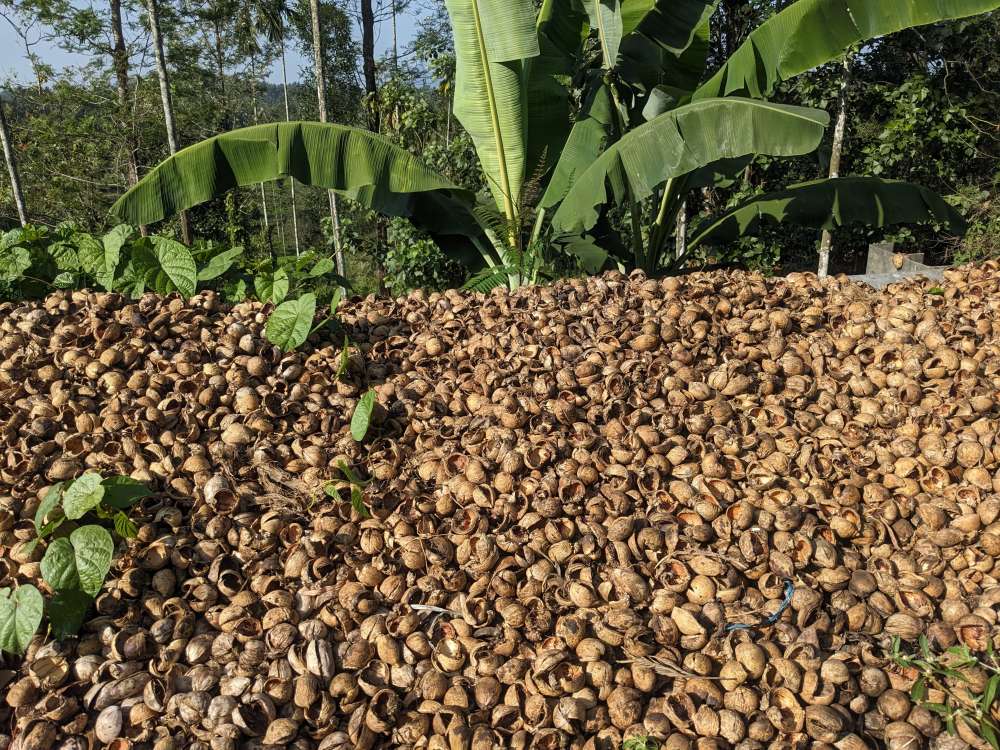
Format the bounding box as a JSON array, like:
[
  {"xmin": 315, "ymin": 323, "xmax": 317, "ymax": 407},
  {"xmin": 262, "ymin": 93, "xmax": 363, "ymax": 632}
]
[
  {"xmin": 71, "ymin": 526, "xmax": 115, "ymax": 597},
  {"xmin": 335, "ymin": 336, "xmax": 350, "ymax": 382},
  {"xmin": 351, "ymin": 390, "xmax": 378, "ymax": 442},
  {"xmin": 445, "ymin": 0, "xmax": 539, "ymax": 217},
  {"xmin": 77, "ymin": 232, "xmax": 115, "ymax": 291},
  {"xmin": 255, "ymin": 268, "xmax": 290, "ymax": 304},
  {"xmin": 265, "ymin": 293, "xmax": 317, "ymax": 351},
  {"xmin": 618, "ymin": 0, "xmax": 717, "ymax": 99},
  {"xmin": 109, "ymin": 123, "xmax": 482, "ymax": 266},
  {"xmin": 982, "ymin": 720, "xmax": 1000, "ymax": 750},
  {"xmin": 101, "ymin": 476, "xmax": 151, "ymax": 510},
  {"xmin": 0, "ymin": 246, "xmax": 31, "ymax": 282},
  {"xmin": 52, "ymin": 272, "xmax": 77, "ymax": 288},
  {"xmin": 350, "ymin": 485, "xmax": 371, "ymax": 519},
  {"xmin": 910, "ymin": 675, "xmax": 927, "ymax": 702},
  {"xmin": 197, "ymin": 246, "xmax": 244, "ymax": 282},
  {"xmin": 984, "ymin": 675, "xmax": 1000, "ymax": 711},
  {"xmin": 35, "ymin": 483, "xmax": 65, "ymax": 533},
  {"xmin": 688, "ymin": 178, "xmax": 967, "ymax": 249},
  {"xmin": 224, "ymin": 278, "xmax": 249, "ymax": 303},
  {"xmin": 113, "ymin": 512, "xmax": 139, "ymax": 540},
  {"xmin": 525, "ymin": 0, "xmax": 589, "ymax": 179},
  {"xmin": 48, "ymin": 239, "xmax": 82, "ymax": 272},
  {"xmin": 0, "ymin": 588, "xmax": 8, "ymax": 599},
  {"xmin": 41, "ymin": 538, "xmax": 78, "ymax": 591},
  {"xmin": 307, "ymin": 256, "xmax": 335, "ymax": 277},
  {"xmin": 0, "ymin": 585, "xmax": 43, "ymax": 655},
  {"xmin": 62, "ymin": 473, "xmax": 105, "ymax": 520},
  {"xmin": 587, "ymin": 0, "xmax": 624, "ymax": 67},
  {"xmin": 48, "ymin": 589, "xmax": 93, "ymax": 640},
  {"xmin": 552, "ymin": 98, "xmax": 830, "ymax": 233},
  {"xmin": 541, "ymin": 82, "xmax": 616, "ymax": 209},
  {"xmin": 149, "ymin": 237, "xmax": 197, "ymax": 298},
  {"xmin": 694, "ymin": 0, "xmax": 1000, "ymax": 101}
]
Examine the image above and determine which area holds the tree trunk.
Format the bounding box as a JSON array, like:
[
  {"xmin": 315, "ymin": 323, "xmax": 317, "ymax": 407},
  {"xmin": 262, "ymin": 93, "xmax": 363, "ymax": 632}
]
[
  {"xmin": 279, "ymin": 37, "xmax": 301, "ymax": 256},
  {"xmin": 818, "ymin": 57, "xmax": 851, "ymax": 279},
  {"xmin": 360, "ymin": 0, "xmax": 385, "ymax": 292},
  {"xmin": 391, "ymin": 0, "xmax": 398, "ymax": 72},
  {"xmin": 309, "ymin": 0, "xmax": 344, "ymax": 273},
  {"xmin": 146, "ymin": 0, "xmax": 192, "ymax": 245},
  {"xmin": 212, "ymin": 18, "xmax": 229, "ymax": 130},
  {"xmin": 675, "ymin": 201, "xmax": 687, "ymax": 262},
  {"xmin": 248, "ymin": 53, "xmax": 270, "ymax": 239},
  {"xmin": 110, "ymin": 0, "xmax": 139, "ymax": 188},
  {"xmin": 0, "ymin": 99, "xmax": 29, "ymax": 226}
]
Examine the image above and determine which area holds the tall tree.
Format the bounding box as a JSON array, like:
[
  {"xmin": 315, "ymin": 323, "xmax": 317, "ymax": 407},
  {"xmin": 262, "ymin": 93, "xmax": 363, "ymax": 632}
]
[
  {"xmin": 146, "ymin": 0, "xmax": 192, "ymax": 244},
  {"xmin": 0, "ymin": 94, "xmax": 29, "ymax": 226},
  {"xmin": 309, "ymin": 0, "xmax": 344, "ymax": 273},
  {"xmin": 817, "ymin": 56, "xmax": 851, "ymax": 278},
  {"xmin": 109, "ymin": 0, "xmax": 140, "ymax": 188},
  {"xmin": 359, "ymin": 0, "xmax": 384, "ymax": 289}
]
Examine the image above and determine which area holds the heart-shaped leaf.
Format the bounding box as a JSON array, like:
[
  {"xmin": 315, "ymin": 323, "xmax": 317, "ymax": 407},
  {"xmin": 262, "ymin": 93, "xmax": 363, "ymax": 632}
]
[
  {"xmin": 255, "ymin": 267, "xmax": 290, "ymax": 305},
  {"xmin": 149, "ymin": 236, "xmax": 197, "ymax": 297},
  {"xmin": 0, "ymin": 585, "xmax": 43, "ymax": 655},
  {"xmin": 101, "ymin": 476, "xmax": 151, "ymax": 510},
  {"xmin": 41, "ymin": 526, "xmax": 114, "ymax": 597},
  {"xmin": 265, "ymin": 293, "xmax": 317, "ymax": 351},
  {"xmin": 61, "ymin": 473, "xmax": 105, "ymax": 520},
  {"xmin": 48, "ymin": 589, "xmax": 94, "ymax": 640},
  {"xmin": 197, "ymin": 246, "xmax": 244, "ymax": 282},
  {"xmin": 35, "ymin": 482, "xmax": 65, "ymax": 533},
  {"xmin": 0, "ymin": 246, "xmax": 31, "ymax": 282},
  {"xmin": 351, "ymin": 390, "xmax": 377, "ymax": 442}
]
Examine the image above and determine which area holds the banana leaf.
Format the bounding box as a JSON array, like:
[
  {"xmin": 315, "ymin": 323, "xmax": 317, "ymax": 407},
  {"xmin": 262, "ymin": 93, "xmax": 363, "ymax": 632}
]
[
  {"xmin": 687, "ymin": 177, "xmax": 967, "ymax": 249},
  {"xmin": 446, "ymin": 0, "xmax": 539, "ymax": 218},
  {"xmin": 552, "ymin": 97, "xmax": 830, "ymax": 233},
  {"xmin": 695, "ymin": 0, "xmax": 1000, "ymax": 100},
  {"xmin": 109, "ymin": 122, "xmax": 488, "ymax": 267}
]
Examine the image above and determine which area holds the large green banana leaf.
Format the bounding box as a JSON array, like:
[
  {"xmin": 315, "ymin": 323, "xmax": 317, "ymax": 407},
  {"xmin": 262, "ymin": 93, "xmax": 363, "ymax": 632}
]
[
  {"xmin": 108, "ymin": 122, "xmax": 489, "ymax": 268},
  {"xmin": 695, "ymin": 0, "xmax": 1000, "ymax": 100},
  {"xmin": 445, "ymin": 0, "xmax": 539, "ymax": 219},
  {"xmin": 551, "ymin": 98, "xmax": 830, "ymax": 233},
  {"xmin": 525, "ymin": 0, "xmax": 590, "ymax": 179},
  {"xmin": 540, "ymin": 80, "xmax": 616, "ymax": 209},
  {"xmin": 687, "ymin": 177, "xmax": 967, "ymax": 249},
  {"xmin": 586, "ymin": 0, "xmax": 625, "ymax": 66},
  {"xmin": 617, "ymin": 0, "xmax": 717, "ymax": 99}
]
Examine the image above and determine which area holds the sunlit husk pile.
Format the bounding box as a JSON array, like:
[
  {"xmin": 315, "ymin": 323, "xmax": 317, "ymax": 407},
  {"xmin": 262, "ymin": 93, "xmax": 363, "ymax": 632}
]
[{"xmin": 2, "ymin": 263, "xmax": 1000, "ymax": 750}]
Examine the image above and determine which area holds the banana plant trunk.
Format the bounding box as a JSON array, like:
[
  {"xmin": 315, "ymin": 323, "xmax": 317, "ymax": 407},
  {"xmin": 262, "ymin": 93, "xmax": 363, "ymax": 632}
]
[
  {"xmin": 146, "ymin": 0, "xmax": 192, "ymax": 245},
  {"xmin": 0, "ymin": 97, "xmax": 28, "ymax": 226},
  {"xmin": 309, "ymin": 0, "xmax": 345, "ymax": 274},
  {"xmin": 818, "ymin": 57, "xmax": 851, "ymax": 278}
]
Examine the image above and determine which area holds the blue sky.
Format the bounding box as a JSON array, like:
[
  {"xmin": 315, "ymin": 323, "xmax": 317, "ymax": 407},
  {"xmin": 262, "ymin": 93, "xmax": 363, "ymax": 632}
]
[{"xmin": 0, "ymin": 3, "xmax": 420, "ymax": 85}]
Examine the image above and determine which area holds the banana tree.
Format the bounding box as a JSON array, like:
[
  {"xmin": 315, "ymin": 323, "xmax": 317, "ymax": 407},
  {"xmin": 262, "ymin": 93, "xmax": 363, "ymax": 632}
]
[{"xmin": 111, "ymin": 0, "xmax": 1000, "ymax": 284}]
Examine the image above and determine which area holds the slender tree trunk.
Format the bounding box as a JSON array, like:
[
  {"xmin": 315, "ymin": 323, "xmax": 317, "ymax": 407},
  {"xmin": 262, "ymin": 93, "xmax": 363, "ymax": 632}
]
[
  {"xmin": 248, "ymin": 53, "xmax": 270, "ymax": 239},
  {"xmin": 110, "ymin": 0, "xmax": 139, "ymax": 188},
  {"xmin": 360, "ymin": 0, "xmax": 385, "ymax": 292},
  {"xmin": 391, "ymin": 0, "xmax": 398, "ymax": 72},
  {"xmin": 675, "ymin": 201, "xmax": 687, "ymax": 261},
  {"xmin": 818, "ymin": 57, "xmax": 851, "ymax": 279},
  {"xmin": 279, "ymin": 37, "xmax": 300, "ymax": 255},
  {"xmin": 212, "ymin": 18, "xmax": 229, "ymax": 130},
  {"xmin": 146, "ymin": 0, "xmax": 192, "ymax": 245},
  {"xmin": 0, "ymin": 99, "xmax": 29, "ymax": 226},
  {"xmin": 309, "ymin": 0, "xmax": 344, "ymax": 273}
]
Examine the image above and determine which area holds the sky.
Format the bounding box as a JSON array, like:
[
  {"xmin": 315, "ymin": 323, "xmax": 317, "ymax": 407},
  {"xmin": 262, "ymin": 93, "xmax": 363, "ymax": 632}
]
[{"xmin": 0, "ymin": 3, "xmax": 420, "ymax": 86}]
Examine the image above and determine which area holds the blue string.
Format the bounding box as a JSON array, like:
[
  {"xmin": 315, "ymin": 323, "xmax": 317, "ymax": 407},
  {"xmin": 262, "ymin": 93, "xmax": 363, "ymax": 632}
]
[{"xmin": 724, "ymin": 579, "xmax": 795, "ymax": 633}]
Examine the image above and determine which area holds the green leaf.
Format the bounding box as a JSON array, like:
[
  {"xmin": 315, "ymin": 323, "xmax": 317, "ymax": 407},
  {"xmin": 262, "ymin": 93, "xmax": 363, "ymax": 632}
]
[
  {"xmin": 335, "ymin": 336, "xmax": 350, "ymax": 382},
  {"xmin": 587, "ymin": 0, "xmax": 624, "ymax": 67},
  {"xmin": 108, "ymin": 123, "xmax": 482, "ymax": 268},
  {"xmin": 255, "ymin": 267, "xmax": 290, "ymax": 304},
  {"xmin": 101, "ymin": 476, "xmax": 151, "ymax": 510},
  {"xmin": 47, "ymin": 589, "xmax": 93, "ymax": 640},
  {"xmin": 0, "ymin": 588, "xmax": 9, "ymax": 599},
  {"xmin": 113, "ymin": 512, "xmax": 138, "ymax": 540},
  {"xmin": 77, "ymin": 228, "xmax": 121, "ymax": 291},
  {"xmin": 307, "ymin": 256, "xmax": 335, "ymax": 277},
  {"xmin": 197, "ymin": 245, "xmax": 244, "ymax": 282},
  {"xmin": 35, "ymin": 483, "xmax": 65, "ymax": 533},
  {"xmin": 920, "ymin": 634, "xmax": 931, "ymax": 658},
  {"xmin": 0, "ymin": 246, "xmax": 31, "ymax": 282},
  {"xmin": 688, "ymin": 178, "xmax": 967, "ymax": 249},
  {"xmin": 694, "ymin": 0, "xmax": 1000, "ymax": 101},
  {"xmin": 61, "ymin": 473, "xmax": 105, "ymax": 520},
  {"xmin": 350, "ymin": 485, "xmax": 371, "ymax": 519},
  {"xmin": 911, "ymin": 675, "xmax": 927, "ymax": 702},
  {"xmin": 336, "ymin": 460, "xmax": 371, "ymax": 487},
  {"xmin": 41, "ymin": 538, "xmax": 78, "ymax": 591},
  {"xmin": 0, "ymin": 585, "xmax": 43, "ymax": 655},
  {"xmin": 52, "ymin": 272, "xmax": 77, "ymax": 288},
  {"xmin": 70, "ymin": 526, "xmax": 114, "ymax": 597},
  {"xmin": 265, "ymin": 293, "xmax": 317, "ymax": 351},
  {"xmin": 148, "ymin": 237, "xmax": 197, "ymax": 298},
  {"xmin": 445, "ymin": 0, "xmax": 539, "ymax": 217},
  {"xmin": 552, "ymin": 98, "xmax": 830, "ymax": 234},
  {"xmin": 351, "ymin": 390, "xmax": 377, "ymax": 442},
  {"xmin": 923, "ymin": 703, "xmax": 950, "ymax": 716},
  {"xmin": 984, "ymin": 675, "xmax": 1000, "ymax": 712},
  {"xmin": 982, "ymin": 719, "xmax": 1000, "ymax": 750}
]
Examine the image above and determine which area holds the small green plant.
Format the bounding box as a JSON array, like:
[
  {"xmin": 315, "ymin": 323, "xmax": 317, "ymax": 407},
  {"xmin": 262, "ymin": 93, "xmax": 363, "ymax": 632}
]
[
  {"xmin": 325, "ymin": 461, "xmax": 371, "ymax": 519},
  {"xmin": 351, "ymin": 390, "xmax": 377, "ymax": 442},
  {"xmin": 890, "ymin": 635, "xmax": 1000, "ymax": 749},
  {"xmin": 623, "ymin": 738, "xmax": 659, "ymax": 750},
  {"xmin": 0, "ymin": 473, "xmax": 150, "ymax": 654}
]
